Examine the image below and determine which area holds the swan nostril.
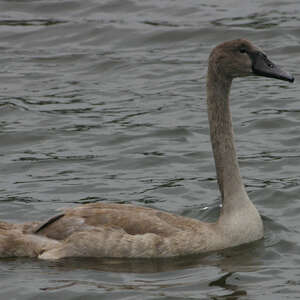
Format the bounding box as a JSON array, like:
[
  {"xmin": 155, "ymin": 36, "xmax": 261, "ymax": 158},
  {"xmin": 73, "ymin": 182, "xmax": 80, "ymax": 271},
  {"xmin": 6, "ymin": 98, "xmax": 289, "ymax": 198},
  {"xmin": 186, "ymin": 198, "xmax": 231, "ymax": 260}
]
[
  {"xmin": 263, "ymin": 57, "xmax": 274, "ymax": 68},
  {"xmin": 257, "ymin": 52, "xmax": 274, "ymax": 68}
]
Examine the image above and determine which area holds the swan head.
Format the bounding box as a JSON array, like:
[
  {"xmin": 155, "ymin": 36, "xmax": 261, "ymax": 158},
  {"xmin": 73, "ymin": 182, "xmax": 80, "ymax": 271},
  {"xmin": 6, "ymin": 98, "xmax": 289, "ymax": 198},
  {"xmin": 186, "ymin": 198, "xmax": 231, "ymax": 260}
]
[{"xmin": 209, "ymin": 39, "xmax": 294, "ymax": 83}]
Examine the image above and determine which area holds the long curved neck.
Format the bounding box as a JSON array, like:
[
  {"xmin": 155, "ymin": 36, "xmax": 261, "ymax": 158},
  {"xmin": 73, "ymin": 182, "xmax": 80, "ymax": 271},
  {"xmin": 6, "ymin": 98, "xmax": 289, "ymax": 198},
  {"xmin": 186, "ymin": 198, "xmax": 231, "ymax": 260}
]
[{"xmin": 206, "ymin": 67, "xmax": 247, "ymax": 210}]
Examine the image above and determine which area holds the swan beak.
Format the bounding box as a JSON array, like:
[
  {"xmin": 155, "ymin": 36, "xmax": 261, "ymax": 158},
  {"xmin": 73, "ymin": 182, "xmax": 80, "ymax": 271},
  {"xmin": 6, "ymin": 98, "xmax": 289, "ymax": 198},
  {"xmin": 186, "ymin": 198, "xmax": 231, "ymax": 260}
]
[{"xmin": 251, "ymin": 51, "xmax": 294, "ymax": 83}]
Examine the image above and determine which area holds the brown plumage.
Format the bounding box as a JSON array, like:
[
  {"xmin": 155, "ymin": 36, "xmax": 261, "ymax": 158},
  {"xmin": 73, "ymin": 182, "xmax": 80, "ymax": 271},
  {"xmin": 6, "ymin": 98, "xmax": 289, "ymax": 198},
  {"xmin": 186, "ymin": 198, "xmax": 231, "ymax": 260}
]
[{"xmin": 0, "ymin": 39, "xmax": 293, "ymax": 259}]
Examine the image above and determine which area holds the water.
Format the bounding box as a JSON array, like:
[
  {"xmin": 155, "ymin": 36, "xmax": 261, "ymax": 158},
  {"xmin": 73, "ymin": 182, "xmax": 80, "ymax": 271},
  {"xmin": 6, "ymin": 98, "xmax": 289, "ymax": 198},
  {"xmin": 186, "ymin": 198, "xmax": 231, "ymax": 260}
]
[{"xmin": 0, "ymin": 0, "xmax": 299, "ymax": 299}]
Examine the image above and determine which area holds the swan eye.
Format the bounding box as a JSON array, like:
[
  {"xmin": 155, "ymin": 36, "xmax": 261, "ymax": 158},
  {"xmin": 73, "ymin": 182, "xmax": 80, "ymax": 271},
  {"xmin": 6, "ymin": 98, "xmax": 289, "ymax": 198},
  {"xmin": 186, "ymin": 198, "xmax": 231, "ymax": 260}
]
[{"xmin": 239, "ymin": 48, "xmax": 246, "ymax": 54}]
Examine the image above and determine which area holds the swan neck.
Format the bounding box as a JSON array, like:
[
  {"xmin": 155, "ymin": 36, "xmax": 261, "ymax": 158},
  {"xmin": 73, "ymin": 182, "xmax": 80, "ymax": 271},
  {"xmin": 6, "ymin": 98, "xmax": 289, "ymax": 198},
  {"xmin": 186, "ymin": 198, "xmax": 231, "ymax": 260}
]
[{"xmin": 206, "ymin": 68, "xmax": 246, "ymax": 206}]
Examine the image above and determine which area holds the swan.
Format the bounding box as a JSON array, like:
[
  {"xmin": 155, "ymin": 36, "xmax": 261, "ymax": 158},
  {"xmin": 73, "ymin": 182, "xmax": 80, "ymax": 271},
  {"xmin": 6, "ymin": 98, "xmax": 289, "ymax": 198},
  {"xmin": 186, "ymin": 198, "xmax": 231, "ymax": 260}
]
[{"xmin": 0, "ymin": 39, "xmax": 294, "ymax": 259}]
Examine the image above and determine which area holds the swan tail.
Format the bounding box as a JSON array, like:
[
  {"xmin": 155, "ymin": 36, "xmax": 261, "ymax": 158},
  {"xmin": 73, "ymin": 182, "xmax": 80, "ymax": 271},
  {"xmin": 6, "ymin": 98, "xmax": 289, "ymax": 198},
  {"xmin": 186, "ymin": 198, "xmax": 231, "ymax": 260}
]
[{"xmin": 0, "ymin": 228, "xmax": 61, "ymax": 258}]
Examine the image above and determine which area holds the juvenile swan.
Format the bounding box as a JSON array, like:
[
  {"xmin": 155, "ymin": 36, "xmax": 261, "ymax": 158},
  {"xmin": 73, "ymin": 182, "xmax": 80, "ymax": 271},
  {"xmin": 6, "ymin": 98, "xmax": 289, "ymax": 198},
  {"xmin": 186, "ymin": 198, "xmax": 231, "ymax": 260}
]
[{"xmin": 0, "ymin": 39, "xmax": 294, "ymax": 259}]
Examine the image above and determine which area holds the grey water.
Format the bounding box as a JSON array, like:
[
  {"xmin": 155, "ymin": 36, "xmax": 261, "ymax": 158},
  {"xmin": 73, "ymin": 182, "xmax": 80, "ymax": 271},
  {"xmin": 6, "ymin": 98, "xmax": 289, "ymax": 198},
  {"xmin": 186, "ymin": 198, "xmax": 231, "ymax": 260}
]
[{"xmin": 0, "ymin": 0, "xmax": 299, "ymax": 299}]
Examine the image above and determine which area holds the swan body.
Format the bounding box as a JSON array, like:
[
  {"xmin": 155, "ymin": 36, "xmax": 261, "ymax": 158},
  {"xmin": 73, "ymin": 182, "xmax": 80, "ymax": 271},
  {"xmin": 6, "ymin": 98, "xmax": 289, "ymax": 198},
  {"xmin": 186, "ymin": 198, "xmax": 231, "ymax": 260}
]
[{"xmin": 0, "ymin": 39, "xmax": 294, "ymax": 259}]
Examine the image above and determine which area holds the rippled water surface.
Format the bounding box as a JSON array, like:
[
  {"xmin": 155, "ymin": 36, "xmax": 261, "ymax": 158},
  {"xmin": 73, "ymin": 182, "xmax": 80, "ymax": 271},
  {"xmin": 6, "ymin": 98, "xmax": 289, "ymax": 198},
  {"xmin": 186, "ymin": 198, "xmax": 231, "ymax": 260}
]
[{"xmin": 0, "ymin": 0, "xmax": 300, "ymax": 299}]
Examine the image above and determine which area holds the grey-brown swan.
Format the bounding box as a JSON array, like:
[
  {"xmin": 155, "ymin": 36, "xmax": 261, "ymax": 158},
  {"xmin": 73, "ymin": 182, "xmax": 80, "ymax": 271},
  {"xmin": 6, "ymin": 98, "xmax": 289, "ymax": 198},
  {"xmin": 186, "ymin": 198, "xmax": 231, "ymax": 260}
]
[{"xmin": 0, "ymin": 39, "xmax": 294, "ymax": 259}]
